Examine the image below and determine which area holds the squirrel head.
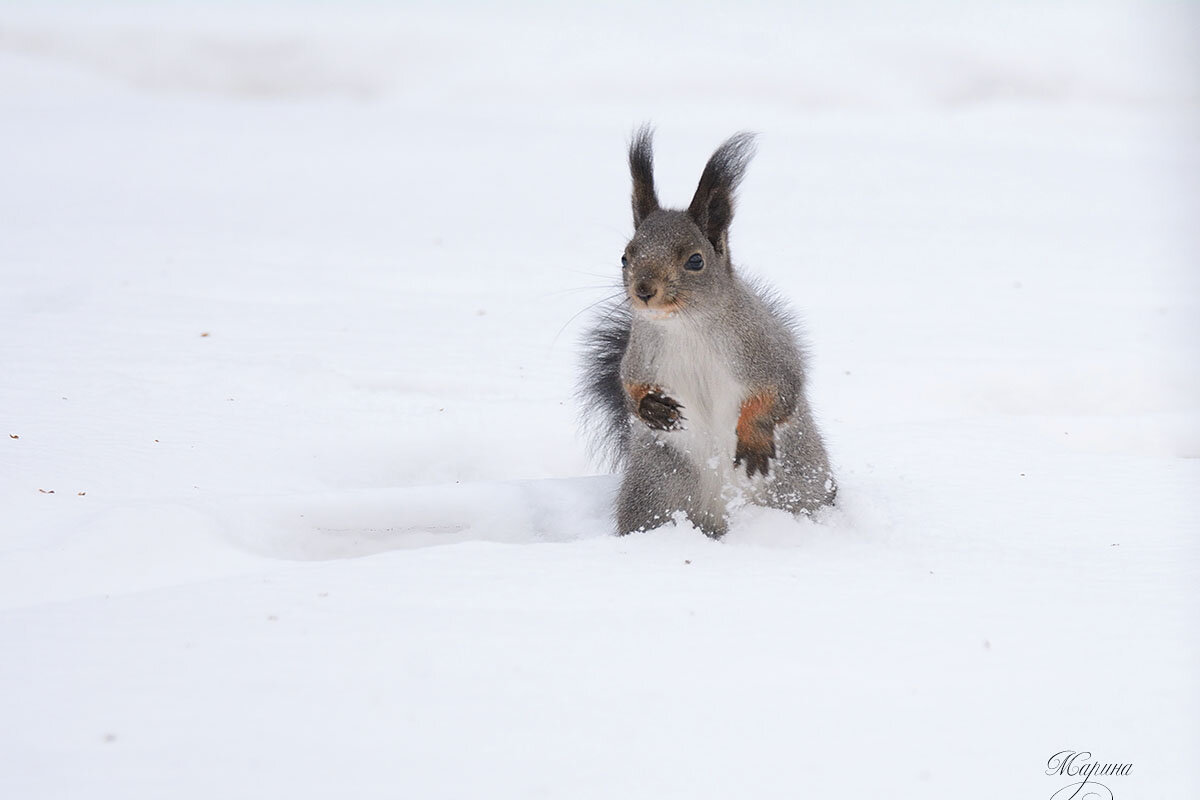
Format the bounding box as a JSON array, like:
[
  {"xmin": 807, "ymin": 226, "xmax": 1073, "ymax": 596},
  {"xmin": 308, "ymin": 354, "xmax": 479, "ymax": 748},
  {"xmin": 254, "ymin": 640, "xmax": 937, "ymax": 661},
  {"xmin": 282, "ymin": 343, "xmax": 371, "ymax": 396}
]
[{"xmin": 621, "ymin": 126, "xmax": 757, "ymax": 319}]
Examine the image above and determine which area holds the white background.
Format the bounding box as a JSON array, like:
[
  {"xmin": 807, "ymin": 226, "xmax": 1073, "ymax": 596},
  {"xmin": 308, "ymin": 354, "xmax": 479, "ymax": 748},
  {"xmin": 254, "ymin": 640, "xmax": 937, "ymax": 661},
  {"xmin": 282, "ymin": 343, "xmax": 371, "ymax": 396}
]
[{"xmin": 1, "ymin": 2, "xmax": 1197, "ymax": 797}]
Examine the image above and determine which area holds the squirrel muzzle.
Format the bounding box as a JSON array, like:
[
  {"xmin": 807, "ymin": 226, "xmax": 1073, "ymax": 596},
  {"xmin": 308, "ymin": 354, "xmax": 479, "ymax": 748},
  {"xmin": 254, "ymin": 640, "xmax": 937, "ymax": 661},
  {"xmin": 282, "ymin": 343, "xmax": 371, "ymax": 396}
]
[{"xmin": 626, "ymin": 272, "xmax": 679, "ymax": 314}]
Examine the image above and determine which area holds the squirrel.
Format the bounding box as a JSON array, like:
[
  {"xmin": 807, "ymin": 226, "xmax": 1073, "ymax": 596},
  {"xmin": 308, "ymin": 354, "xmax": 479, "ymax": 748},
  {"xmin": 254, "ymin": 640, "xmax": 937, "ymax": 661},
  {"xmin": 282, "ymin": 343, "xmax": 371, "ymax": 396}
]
[{"xmin": 580, "ymin": 126, "xmax": 837, "ymax": 537}]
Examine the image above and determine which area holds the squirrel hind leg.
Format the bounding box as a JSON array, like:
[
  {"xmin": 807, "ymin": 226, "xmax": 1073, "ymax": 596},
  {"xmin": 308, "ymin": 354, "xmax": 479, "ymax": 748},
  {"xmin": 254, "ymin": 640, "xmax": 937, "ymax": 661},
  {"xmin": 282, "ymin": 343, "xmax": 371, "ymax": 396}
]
[
  {"xmin": 773, "ymin": 469, "xmax": 838, "ymax": 518},
  {"xmin": 823, "ymin": 476, "xmax": 839, "ymax": 507},
  {"xmin": 615, "ymin": 439, "xmax": 728, "ymax": 538},
  {"xmin": 765, "ymin": 424, "xmax": 838, "ymax": 517}
]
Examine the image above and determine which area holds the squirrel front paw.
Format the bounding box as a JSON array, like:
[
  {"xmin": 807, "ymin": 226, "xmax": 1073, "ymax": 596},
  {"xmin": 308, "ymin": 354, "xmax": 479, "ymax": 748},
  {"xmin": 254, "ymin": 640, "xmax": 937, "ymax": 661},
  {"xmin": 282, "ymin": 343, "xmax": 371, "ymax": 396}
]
[
  {"xmin": 734, "ymin": 413, "xmax": 778, "ymax": 478},
  {"xmin": 638, "ymin": 391, "xmax": 685, "ymax": 431},
  {"xmin": 734, "ymin": 436, "xmax": 775, "ymax": 478}
]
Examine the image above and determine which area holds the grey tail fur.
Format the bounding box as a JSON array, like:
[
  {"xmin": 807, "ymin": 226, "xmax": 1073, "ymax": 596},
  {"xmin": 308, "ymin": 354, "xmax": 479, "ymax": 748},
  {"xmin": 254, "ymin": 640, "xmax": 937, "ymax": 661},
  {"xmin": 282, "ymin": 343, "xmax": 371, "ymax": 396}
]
[{"xmin": 577, "ymin": 300, "xmax": 633, "ymax": 469}]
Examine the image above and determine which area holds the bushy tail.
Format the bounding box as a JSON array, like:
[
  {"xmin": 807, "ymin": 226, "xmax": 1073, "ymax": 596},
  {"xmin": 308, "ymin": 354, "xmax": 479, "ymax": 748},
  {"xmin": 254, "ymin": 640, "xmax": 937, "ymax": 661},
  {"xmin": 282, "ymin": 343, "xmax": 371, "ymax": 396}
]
[{"xmin": 577, "ymin": 300, "xmax": 633, "ymax": 469}]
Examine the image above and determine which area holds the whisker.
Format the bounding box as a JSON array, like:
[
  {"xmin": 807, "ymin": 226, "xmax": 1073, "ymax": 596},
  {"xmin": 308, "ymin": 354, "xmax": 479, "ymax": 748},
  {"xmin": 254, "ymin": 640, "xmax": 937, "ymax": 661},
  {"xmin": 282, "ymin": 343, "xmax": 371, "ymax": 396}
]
[
  {"xmin": 567, "ymin": 268, "xmax": 620, "ymax": 281},
  {"xmin": 536, "ymin": 283, "xmax": 623, "ymax": 299},
  {"xmin": 550, "ymin": 291, "xmax": 628, "ymax": 349},
  {"xmin": 593, "ymin": 293, "xmax": 632, "ymax": 328}
]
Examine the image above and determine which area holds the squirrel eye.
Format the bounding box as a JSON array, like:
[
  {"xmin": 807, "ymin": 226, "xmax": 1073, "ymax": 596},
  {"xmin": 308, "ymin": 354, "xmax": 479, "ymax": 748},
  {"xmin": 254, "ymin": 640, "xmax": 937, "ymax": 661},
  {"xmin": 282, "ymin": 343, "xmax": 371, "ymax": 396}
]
[
  {"xmin": 685, "ymin": 253, "xmax": 704, "ymax": 271},
  {"xmin": 621, "ymin": 255, "xmax": 629, "ymax": 269}
]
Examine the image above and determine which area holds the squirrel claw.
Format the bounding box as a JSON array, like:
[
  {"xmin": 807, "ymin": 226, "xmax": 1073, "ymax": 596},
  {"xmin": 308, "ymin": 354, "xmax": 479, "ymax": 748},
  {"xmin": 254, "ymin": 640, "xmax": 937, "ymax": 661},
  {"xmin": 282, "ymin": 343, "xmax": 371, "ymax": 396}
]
[
  {"xmin": 734, "ymin": 443, "xmax": 774, "ymax": 478},
  {"xmin": 638, "ymin": 392, "xmax": 685, "ymax": 431}
]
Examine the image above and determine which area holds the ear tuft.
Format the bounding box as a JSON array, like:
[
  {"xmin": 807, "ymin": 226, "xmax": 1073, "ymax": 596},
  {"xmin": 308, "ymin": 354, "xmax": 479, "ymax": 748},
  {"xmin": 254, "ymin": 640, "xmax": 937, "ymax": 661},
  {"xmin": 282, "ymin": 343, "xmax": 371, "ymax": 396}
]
[
  {"xmin": 628, "ymin": 124, "xmax": 660, "ymax": 228},
  {"xmin": 687, "ymin": 132, "xmax": 758, "ymax": 255}
]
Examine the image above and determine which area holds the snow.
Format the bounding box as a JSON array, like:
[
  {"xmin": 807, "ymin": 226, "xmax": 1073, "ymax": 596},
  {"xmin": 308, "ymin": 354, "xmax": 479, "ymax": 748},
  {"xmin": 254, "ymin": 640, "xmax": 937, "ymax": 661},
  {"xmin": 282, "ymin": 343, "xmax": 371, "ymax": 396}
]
[{"xmin": 1, "ymin": 1, "xmax": 1198, "ymax": 797}]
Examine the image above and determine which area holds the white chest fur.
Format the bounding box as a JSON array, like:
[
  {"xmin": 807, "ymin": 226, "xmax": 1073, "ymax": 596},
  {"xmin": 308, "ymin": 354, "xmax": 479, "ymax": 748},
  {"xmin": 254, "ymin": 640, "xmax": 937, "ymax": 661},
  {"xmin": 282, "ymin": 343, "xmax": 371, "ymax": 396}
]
[{"xmin": 640, "ymin": 316, "xmax": 746, "ymax": 481}]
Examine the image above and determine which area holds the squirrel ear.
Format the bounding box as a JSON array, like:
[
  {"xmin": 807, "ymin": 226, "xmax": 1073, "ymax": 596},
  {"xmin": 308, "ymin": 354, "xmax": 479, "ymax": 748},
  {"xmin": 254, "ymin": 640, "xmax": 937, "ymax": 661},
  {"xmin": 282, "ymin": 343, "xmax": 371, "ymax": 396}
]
[
  {"xmin": 687, "ymin": 132, "xmax": 757, "ymax": 256},
  {"xmin": 629, "ymin": 124, "xmax": 660, "ymax": 228}
]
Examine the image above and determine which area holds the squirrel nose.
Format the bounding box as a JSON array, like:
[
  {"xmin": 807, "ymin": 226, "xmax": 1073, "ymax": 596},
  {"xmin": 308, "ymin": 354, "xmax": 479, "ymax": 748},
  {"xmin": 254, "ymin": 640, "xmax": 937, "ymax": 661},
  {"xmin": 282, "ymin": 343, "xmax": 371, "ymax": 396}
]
[{"xmin": 634, "ymin": 280, "xmax": 657, "ymax": 303}]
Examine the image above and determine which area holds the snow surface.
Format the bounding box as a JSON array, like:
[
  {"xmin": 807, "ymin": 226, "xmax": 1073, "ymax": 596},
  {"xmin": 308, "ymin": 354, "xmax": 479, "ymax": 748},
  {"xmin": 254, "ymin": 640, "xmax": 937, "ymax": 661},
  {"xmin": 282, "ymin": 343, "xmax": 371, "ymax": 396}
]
[{"xmin": 2, "ymin": 1, "xmax": 1198, "ymax": 797}]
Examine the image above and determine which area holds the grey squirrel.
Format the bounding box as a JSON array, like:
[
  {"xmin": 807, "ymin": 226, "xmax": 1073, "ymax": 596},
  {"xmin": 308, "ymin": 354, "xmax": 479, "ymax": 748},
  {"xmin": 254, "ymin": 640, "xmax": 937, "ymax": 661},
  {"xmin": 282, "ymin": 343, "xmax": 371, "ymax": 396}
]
[{"xmin": 580, "ymin": 126, "xmax": 837, "ymax": 537}]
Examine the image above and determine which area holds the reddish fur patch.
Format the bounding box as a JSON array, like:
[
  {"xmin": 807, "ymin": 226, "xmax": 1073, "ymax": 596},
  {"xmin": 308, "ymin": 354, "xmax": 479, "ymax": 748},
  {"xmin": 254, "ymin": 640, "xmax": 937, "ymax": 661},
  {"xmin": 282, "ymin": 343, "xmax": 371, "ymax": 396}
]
[
  {"xmin": 736, "ymin": 391, "xmax": 784, "ymax": 477},
  {"xmin": 736, "ymin": 392, "xmax": 777, "ymax": 450},
  {"xmin": 625, "ymin": 382, "xmax": 656, "ymax": 407}
]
